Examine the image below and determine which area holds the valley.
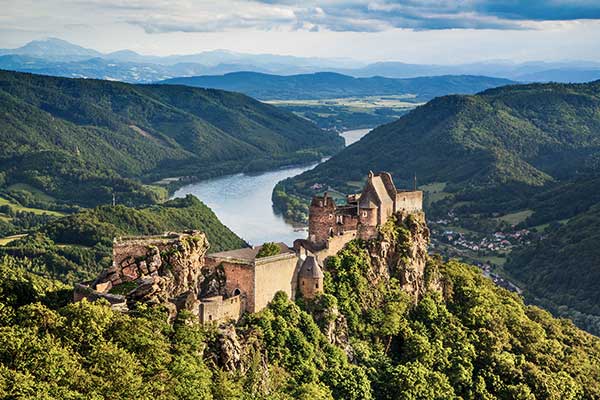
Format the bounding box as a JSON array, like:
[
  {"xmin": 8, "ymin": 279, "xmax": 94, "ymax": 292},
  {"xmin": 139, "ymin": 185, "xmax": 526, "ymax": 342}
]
[{"xmin": 274, "ymin": 80, "xmax": 600, "ymax": 335}]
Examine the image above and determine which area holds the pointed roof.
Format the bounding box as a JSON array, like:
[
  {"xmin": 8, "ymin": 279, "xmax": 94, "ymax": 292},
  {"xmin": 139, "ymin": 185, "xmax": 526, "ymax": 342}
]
[
  {"xmin": 359, "ymin": 172, "xmax": 394, "ymax": 209},
  {"xmin": 299, "ymin": 256, "xmax": 324, "ymax": 279}
]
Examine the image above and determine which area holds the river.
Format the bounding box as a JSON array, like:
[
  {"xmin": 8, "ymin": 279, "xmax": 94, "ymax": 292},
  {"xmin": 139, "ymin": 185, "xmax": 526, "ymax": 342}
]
[{"xmin": 172, "ymin": 128, "xmax": 371, "ymax": 246}]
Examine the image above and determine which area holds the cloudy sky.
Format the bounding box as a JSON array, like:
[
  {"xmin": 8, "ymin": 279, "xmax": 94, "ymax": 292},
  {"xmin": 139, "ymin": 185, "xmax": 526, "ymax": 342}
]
[{"xmin": 2, "ymin": 0, "xmax": 600, "ymax": 63}]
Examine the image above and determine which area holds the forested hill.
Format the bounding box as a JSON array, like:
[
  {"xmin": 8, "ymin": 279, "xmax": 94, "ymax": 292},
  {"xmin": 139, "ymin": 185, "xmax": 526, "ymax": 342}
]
[
  {"xmin": 284, "ymin": 80, "xmax": 600, "ymax": 195},
  {"xmin": 275, "ymin": 80, "xmax": 600, "ymax": 335},
  {"xmin": 0, "ymin": 69, "xmax": 342, "ymax": 208},
  {"xmin": 506, "ymin": 202, "xmax": 600, "ymax": 333},
  {"xmin": 0, "ymin": 195, "xmax": 247, "ymax": 284},
  {"xmin": 159, "ymin": 71, "xmax": 515, "ymax": 101}
]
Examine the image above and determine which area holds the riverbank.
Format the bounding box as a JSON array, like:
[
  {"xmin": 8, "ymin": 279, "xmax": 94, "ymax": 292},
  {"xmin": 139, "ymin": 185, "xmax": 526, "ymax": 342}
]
[{"xmin": 170, "ymin": 128, "xmax": 373, "ymax": 246}]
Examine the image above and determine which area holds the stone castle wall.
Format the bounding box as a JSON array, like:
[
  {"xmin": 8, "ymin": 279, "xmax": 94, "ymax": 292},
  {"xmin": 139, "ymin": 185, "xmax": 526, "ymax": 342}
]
[
  {"xmin": 204, "ymin": 257, "xmax": 256, "ymax": 313},
  {"xmin": 396, "ymin": 191, "xmax": 423, "ymax": 213},
  {"xmin": 312, "ymin": 231, "xmax": 358, "ymax": 263},
  {"xmin": 199, "ymin": 295, "xmax": 243, "ymax": 324},
  {"xmin": 253, "ymin": 253, "xmax": 299, "ymax": 312},
  {"xmin": 309, "ymin": 197, "xmax": 336, "ymax": 245}
]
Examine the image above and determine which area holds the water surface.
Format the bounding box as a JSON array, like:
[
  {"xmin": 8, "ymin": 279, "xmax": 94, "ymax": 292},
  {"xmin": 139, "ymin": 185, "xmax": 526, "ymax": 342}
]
[{"xmin": 172, "ymin": 128, "xmax": 371, "ymax": 246}]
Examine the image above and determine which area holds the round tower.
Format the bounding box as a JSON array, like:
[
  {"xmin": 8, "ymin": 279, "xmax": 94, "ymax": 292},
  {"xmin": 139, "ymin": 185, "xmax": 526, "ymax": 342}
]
[{"xmin": 298, "ymin": 256, "xmax": 324, "ymax": 299}]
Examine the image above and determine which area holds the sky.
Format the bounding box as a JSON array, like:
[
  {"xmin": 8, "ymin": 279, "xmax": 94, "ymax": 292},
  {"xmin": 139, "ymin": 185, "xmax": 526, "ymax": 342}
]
[{"xmin": 2, "ymin": 0, "xmax": 600, "ymax": 64}]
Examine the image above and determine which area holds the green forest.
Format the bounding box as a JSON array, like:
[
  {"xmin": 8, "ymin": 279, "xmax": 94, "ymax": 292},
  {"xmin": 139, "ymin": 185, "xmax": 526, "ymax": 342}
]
[
  {"xmin": 0, "ymin": 69, "xmax": 343, "ymax": 209},
  {"xmin": 1, "ymin": 213, "xmax": 599, "ymax": 399}
]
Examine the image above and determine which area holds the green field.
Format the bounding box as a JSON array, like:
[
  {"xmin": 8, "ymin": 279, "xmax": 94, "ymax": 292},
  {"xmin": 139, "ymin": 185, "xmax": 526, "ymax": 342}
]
[
  {"xmin": 266, "ymin": 95, "xmax": 420, "ymax": 109},
  {"xmin": 420, "ymin": 182, "xmax": 452, "ymax": 205},
  {"xmin": 0, "ymin": 196, "xmax": 65, "ymax": 217},
  {"xmin": 7, "ymin": 183, "xmax": 57, "ymax": 202},
  {"xmin": 495, "ymin": 209, "xmax": 534, "ymax": 226},
  {"xmin": 0, "ymin": 234, "xmax": 26, "ymax": 246}
]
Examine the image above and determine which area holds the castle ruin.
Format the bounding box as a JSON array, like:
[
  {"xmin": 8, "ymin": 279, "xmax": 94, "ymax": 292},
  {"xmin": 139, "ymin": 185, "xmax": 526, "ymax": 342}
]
[{"xmin": 75, "ymin": 171, "xmax": 422, "ymax": 324}]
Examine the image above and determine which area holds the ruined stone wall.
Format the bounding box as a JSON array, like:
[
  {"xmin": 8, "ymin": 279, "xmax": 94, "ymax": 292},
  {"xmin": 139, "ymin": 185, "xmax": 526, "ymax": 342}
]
[
  {"xmin": 76, "ymin": 231, "xmax": 209, "ymax": 320},
  {"xmin": 199, "ymin": 295, "xmax": 243, "ymax": 324},
  {"xmin": 358, "ymin": 208, "xmax": 378, "ymax": 241},
  {"xmin": 379, "ymin": 199, "xmax": 395, "ymax": 225},
  {"xmin": 309, "ymin": 197, "xmax": 336, "ymax": 245},
  {"xmin": 396, "ymin": 191, "xmax": 423, "ymax": 212},
  {"xmin": 312, "ymin": 230, "xmax": 357, "ymax": 263},
  {"xmin": 253, "ymin": 253, "xmax": 299, "ymax": 312},
  {"xmin": 342, "ymin": 214, "xmax": 359, "ymax": 231},
  {"xmin": 214, "ymin": 260, "xmax": 255, "ymax": 313}
]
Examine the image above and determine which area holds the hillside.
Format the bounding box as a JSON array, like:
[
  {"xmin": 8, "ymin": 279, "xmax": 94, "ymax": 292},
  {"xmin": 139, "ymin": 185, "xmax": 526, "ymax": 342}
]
[
  {"xmin": 278, "ymin": 80, "xmax": 600, "ymax": 210},
  {"xmin": 0, "ymin": 69, "xmax": 342, "ymax": 208},
  {"xmin": 0, "ymin": 195, "xmax": 247, "ymax": 283},
  {"xmin": 159, "ymin": 71, "xmax": 515, "ymax": 101},
  {"xmin": 1, "ymin": 212, "xmax": 600, "ymax": 398},
  {"xmin": 274, "ymin": 81, "xmax": 600, "ymax": 334},
  {"xmin": 506, "ymin": 203, "xmax": 600, "ymax": 333}
]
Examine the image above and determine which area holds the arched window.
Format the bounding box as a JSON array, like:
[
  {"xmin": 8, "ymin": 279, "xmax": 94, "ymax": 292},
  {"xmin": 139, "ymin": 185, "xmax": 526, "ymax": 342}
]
[{"xmin": 315, "ymin": 282, "xmax": 319, "ymax": 289}]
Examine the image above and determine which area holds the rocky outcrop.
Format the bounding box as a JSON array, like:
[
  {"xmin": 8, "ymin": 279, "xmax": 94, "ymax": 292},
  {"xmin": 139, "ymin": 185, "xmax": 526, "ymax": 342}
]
[
  {"xmin": 368, "ymin": 211, "xmax": 431, "ymax": 300},
  {"xmin": 74, "ymin": 231, "xmax": 209, "ymax": 320}
]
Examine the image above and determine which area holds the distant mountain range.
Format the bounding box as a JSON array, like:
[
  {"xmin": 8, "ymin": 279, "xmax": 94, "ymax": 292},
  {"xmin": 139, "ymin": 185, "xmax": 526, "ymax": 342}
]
[
  {"xmin": 159, "ymin": 71, "xmax": 516, "ymax": 101},
  {"xmin": 1, "ymin": 38, "xmax": 600, "ymax": 84}
]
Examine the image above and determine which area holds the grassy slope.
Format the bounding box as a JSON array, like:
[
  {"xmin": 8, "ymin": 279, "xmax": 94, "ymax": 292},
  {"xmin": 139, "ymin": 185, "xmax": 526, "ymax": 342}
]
[{"xmin": 506, "ymin": 204, "xmax": 600, "ymax": 332}]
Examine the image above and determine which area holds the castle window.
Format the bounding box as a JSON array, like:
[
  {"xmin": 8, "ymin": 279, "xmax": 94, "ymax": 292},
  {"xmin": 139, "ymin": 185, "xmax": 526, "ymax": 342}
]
[
  {"xmin": 315, "ymin": 282, "xmax": 319, "ymax": 289},
  {"xmin": 336, "ymin": 215, "xmax": 343, "ymax": 224},
  {"xmin": 208, "ymin": 315, "xmax": 212, "ymax": 321},
  {"xmin": 328, "ymin": 214, "xmax": 333, "ymax": 220},
  {"xmin": 233, "ymin": 288, "xmax": 241, "ymax": 296},
  {"xmin": 362, "ymin": 211, "xmax": 367, "ymax": 217}
]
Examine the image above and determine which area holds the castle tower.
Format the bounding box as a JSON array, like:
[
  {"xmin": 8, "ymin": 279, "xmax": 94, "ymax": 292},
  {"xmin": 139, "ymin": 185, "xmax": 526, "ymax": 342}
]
[
  {"xmin": 358, "ymin": 197, "xmax": 378, "ymax": 240},
  {"xmin": 298, "ymin": 256, "xmax": 324, "ymax": 299},
  {"xmin": 308, "ymin": 192, "xmax": 336, "ymax": 246}
]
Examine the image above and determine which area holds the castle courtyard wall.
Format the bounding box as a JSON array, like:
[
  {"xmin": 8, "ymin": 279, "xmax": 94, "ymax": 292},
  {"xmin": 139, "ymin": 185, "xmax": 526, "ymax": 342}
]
[
  {"xmin": 396, "ymin": 191, "xmax": 423, "ymax": 213},
  {"xmin": 312, "ymin": 230, "xmax": 358, "ymax": 262},
  {"xmin": 199, "ymin": 295, "xmax": 243, "ymax": 324},
  {"xmin": 212, "ymin": 260, "xmax": 255, "ymax": 313},
  {"xmin": 253, "ymin": 253, "xmax": 299, "ymax": 312}
]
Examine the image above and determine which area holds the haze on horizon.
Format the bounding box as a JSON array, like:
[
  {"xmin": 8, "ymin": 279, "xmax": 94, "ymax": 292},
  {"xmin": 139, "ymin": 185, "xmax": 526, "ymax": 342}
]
[{"xmin": 3, "ymin": 0, "xmax": 600, "ymax": 64}]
